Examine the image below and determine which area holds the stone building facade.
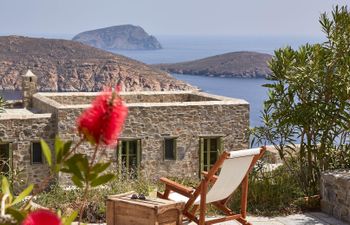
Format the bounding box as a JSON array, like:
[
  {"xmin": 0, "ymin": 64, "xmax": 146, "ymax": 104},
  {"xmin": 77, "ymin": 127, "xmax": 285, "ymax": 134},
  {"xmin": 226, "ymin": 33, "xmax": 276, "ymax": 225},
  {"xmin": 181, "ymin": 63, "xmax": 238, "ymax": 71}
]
[{"xmin": 0, "ymin": 71, "xmax": 249, "ymax": 187}]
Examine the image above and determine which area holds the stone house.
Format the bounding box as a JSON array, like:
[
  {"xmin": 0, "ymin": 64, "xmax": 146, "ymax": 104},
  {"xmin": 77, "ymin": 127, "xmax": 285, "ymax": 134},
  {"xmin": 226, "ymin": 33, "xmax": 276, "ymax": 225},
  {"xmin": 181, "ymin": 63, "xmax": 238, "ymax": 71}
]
[{"xmin": 0, "ymin": 71, "xmax": 249, "ymax": 187}]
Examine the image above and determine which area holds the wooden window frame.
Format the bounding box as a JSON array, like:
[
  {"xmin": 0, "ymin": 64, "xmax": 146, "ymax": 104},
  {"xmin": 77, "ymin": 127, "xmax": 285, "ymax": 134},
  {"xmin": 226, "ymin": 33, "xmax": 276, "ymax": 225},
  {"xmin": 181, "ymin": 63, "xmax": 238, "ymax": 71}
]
[
  {"xmin": 199, "ymin": 136, "xmax": 223, "ymax": 177},
  {"xmin": 0, "ymin": 143, "xmax": 12, "ymax": 175},
  {"xmin": 116, "ymin": 139, "xmax": 141, "ymax": 176},
  {"xmin": 31, "ymin": 142, "xmax": 43, "ymax": 165},
  {"xmin": 163, "ymin": 137, "xmax": 177, "ymax": 161}
]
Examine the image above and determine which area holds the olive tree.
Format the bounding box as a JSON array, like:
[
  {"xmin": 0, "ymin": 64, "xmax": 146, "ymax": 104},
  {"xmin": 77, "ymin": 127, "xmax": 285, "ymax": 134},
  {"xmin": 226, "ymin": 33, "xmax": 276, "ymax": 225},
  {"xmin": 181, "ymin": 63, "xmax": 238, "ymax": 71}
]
[{"xmin": 253, "ymin": 6, "xmax": 350, "ymax": 196}]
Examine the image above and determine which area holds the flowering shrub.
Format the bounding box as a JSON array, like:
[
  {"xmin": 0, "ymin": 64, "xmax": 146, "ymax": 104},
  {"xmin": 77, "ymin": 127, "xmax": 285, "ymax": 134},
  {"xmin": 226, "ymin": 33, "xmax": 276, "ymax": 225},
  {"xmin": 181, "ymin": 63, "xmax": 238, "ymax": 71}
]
[
  {"xmin": 0, "ymin": 88, "xmax": 127, "ymax": 224},
  {"xmin": 22, "ymin": 210, "xmax": 61, "ymax": 225},
  {"xmin": 77, "ymin": 88, "xmax": 128, "ymax": 146}
]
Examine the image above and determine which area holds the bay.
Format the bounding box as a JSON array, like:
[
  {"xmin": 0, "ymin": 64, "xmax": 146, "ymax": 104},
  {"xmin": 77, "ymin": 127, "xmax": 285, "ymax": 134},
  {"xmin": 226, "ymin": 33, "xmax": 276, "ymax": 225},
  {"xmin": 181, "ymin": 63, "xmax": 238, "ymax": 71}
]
[{"xmin": 172, "ymin": 74, "xmax": 267, "ymax": 127}]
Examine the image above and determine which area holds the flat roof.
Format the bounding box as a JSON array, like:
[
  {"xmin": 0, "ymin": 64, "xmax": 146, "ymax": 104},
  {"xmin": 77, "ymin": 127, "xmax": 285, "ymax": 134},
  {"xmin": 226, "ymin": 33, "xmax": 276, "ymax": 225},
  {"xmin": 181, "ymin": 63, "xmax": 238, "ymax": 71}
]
[
  {"xmin": 33, "ymin": 91, "xmax": 249, "ymax": 109},
  {"xmin": 0, "ymin": 108, "xmax": 51, "ymax": 120}
]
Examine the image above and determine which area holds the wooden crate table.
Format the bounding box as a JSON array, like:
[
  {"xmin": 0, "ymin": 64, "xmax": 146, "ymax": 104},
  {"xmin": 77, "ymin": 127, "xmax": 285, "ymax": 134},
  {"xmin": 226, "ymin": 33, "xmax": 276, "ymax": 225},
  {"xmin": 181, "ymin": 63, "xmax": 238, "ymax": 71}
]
[{"xmin": 106, "ymin": 192, "xmax": 184, "ymax": 225}]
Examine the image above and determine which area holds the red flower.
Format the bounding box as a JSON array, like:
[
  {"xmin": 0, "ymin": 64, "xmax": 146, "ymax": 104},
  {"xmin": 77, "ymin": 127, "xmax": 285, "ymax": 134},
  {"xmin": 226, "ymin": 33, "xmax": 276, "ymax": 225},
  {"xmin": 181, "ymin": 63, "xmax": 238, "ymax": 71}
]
[
  {"xmin": 77, "ymin": 88, "xmax": 128, "ymax": 146},
  {"xmin": 22, "ymin": 209, "xmax": 61, "ymax": 225}
]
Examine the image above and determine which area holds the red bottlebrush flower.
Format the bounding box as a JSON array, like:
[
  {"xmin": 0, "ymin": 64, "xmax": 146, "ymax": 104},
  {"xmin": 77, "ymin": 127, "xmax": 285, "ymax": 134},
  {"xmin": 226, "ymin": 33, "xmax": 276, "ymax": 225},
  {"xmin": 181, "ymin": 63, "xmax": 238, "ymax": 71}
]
[
  {"xmin": 77, "ymin": 88, "xmax": 128, "ymax": 146},
  {"xmin": 22, "ymin": 209, "xmax": 62, "ymax": 225}
]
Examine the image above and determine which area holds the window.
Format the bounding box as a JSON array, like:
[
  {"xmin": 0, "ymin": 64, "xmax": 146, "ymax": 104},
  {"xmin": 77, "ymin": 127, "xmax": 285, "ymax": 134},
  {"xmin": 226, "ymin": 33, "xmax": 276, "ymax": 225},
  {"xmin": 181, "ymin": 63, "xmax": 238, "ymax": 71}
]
[
  {"xmin": 31, "ymin": 142, "xmax": 43, "ymax": 164},
  {"xmin": 0, "ymin": 144, "xmax": 11, "ymax": 174},
  {"xmin": 117, "ymin": 139, "xmax": 141, "ymax": 177},
  {"xmin": 164, "ymin": 138, "xmax": 177, "ymax": 160},
  {"xmin": 199, "ymin": 137, "xmax": 223, "ymax": 175}
]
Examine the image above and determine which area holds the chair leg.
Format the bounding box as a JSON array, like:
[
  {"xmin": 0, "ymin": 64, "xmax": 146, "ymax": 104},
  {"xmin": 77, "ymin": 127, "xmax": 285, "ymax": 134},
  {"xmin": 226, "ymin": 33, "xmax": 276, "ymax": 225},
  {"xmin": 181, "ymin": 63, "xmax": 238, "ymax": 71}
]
[
  {"xmin": 237, "ymin": 217, "xmax": 252, "ymax": 225},
  {"xmin": 157, "ymin": 189, "xmax": 170, "ymax": 199},
  {"xmin": 212, "ymin": 202, "xmax": 232, "ymax": 215},
  {"xmin": 190, "ymin": 205, "xmax": 199, "ymax": 215},
  {"xmin": 199, "ymin": 183, "xmax": 207, "ymax": 225},
  {"xmin": 240, "ymin": 175, "xmax": 249, "ymax": 218}
]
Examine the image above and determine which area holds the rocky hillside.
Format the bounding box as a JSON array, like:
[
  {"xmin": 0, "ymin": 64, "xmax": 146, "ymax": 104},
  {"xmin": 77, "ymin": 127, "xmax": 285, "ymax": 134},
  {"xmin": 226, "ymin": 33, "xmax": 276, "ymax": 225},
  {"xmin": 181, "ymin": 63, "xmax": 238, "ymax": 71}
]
[
  {"xmin": 73, "ymin": 25, "xmax": 162, "ymax": 51},
  {"xmin": 154, "ymin": 51, "xmax": 272, "ymax": 78},
  {"xmin": 0, "ymin": 36, "xmax": 193, "ymax": 91}
]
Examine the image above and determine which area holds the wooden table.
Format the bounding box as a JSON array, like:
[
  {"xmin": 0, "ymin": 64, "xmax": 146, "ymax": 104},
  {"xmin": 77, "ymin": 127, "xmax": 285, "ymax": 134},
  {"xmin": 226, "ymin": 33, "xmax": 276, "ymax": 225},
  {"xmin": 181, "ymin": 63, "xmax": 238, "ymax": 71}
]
[{"xmin": 106, "ymin": 192, "xmax": 184, "ymax": 225}]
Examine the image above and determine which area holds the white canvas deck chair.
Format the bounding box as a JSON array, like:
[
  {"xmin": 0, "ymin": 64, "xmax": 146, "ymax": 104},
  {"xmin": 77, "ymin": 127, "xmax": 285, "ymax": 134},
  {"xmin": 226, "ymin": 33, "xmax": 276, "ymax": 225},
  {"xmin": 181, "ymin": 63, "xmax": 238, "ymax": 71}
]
[{"xmin": 158, "ymin": 146, "xmax": 266, "ymax": 225}]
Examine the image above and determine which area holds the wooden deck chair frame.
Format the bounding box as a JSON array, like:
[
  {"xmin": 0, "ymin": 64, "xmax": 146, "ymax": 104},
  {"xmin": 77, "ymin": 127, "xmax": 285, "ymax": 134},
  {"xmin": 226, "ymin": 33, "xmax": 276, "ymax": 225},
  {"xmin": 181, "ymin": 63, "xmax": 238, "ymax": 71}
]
[{"xmin": 158, "ymin": 146, "xmax": 266, "ymax": 225}]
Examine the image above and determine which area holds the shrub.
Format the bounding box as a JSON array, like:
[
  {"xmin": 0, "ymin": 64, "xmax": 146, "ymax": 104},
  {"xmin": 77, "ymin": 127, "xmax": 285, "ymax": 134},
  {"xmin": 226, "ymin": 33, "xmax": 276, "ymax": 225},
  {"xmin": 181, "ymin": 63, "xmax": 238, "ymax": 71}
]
[{"xmin": 252, "ymin": 5, "xmax": 350, "ymax": 197}]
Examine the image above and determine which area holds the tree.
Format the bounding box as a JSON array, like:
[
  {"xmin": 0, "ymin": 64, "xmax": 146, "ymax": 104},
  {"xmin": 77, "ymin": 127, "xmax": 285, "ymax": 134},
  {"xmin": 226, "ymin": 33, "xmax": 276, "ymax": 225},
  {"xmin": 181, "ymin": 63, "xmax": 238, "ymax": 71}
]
[{"xmin": 253, "ymin": 6, "xmax": 350, "ymax": 196}]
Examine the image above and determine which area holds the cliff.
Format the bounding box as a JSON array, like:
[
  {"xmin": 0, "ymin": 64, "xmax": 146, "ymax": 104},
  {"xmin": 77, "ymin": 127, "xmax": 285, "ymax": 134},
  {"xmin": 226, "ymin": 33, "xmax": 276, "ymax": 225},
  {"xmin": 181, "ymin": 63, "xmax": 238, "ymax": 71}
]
[
  {"xmin": 0, "ymin": 36, "xmax": 193, "ymax": 91},
  {"xmin": 154, "ymin": 51, "xmax": 272, "ymax": 78},
  {"xmin": 72, "ymin": 25, "xmax": 162, "ymax": 51}
]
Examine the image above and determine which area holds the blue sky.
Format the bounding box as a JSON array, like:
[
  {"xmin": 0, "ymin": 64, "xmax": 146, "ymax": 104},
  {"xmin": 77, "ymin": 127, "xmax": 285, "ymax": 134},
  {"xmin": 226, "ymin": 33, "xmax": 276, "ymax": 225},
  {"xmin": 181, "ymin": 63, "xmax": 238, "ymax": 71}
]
[{"xmin": 0, "ymin": 0, "xmax": 348, "ymax": 38}]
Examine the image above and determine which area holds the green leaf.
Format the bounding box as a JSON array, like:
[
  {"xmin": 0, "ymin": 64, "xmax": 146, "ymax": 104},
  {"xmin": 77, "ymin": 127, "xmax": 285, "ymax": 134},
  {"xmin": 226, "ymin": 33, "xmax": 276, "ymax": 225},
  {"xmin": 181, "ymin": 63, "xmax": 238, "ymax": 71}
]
[
  {"xmin": 63, "ymin": 160, "xmax": 83, "ymax": 180},
  {"xmin": 62, "ymin": 141, "xmax": 73, "ymax": 156},
  {"xmin": 40, "ymin": 139, "xmax": 52, "ymax": 166},
  {"xmin": 1, "ymin": 176, "xmax": 13, "ymax": 202},
  {"xmin": 11, "ymin": 184, "xmax": 33, "ymax": 206},
  {"xmin": 71, "ymin": 175, "xmax": 84, "ymax": 188},
  {"xmin": 54, "ymin": 136, "xmax": 64, "ymax": 157},
  {"xmin": 1, "ymin": 176, "xmax": 10, "ymax": 194},
  {"xmin": 55, "ymin": 137, "xmax": 64, "ymax": 164},
  {"xmin": 91, "ymin": 162, "xmax": 111, "ymax": 174},
  {"xmin": 90, "ymin": 174, "xmax": 115, "ymax": 187},
  {"xmin": 6, "ymin": 207, "xmax": 26, "ymax": 223},
  {"xmin": 63, "ymin": 211, "xmax": 78, "ymax": 225}
]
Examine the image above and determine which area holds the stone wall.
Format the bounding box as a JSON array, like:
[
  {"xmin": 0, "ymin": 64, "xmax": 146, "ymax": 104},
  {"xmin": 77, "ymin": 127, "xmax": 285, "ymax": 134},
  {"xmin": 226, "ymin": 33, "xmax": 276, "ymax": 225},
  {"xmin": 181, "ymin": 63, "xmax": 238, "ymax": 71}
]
[
  {"xmin": 6, "ymin": 91, "xmax": 249, "ymax": 185},
  {"xmin": 124, "ymin": 103, "xmax": 249, "ymax": 178},
  {"xmin": 0, "ymin": 113, "xmax": 55, "ymax": 188},
  {"xmin": 39, "ymin": 91, "xmax": 217, "ymax": 105},
  {"xmin": 37, "ymin": 91, "xmax": 249, "ymax": 181},
  {"xmin": 321, "ymin": 170, "xmax": 350, "ymax": 223}
]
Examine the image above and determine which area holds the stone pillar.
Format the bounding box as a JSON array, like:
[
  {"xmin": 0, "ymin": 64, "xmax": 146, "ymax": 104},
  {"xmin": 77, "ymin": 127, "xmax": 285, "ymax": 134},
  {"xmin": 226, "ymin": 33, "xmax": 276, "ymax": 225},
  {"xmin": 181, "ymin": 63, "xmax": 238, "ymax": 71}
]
[{"xmin": 22, "ymin": 70, "xmax": 37, "ymax": 108}]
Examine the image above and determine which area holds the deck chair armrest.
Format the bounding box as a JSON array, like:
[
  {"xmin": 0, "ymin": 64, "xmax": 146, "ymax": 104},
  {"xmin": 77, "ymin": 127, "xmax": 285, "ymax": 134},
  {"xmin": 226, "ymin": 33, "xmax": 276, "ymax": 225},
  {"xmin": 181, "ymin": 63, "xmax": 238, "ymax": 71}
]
[
  {"xmin": 201, "ymin": 171, "xmax": 218, "ymax": 182},
  {"xmin": 159, "ymin": 177, "xmax": 194, "ymax": 197}
]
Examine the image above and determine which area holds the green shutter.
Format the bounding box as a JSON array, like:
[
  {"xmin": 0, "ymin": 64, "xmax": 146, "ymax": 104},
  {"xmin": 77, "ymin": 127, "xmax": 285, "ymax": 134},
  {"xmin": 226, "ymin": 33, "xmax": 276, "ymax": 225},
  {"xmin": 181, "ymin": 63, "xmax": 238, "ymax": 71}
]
[
  {"xmin": 137, "ymin": 139, "xmax": 141, "ymax": 170},
  {"xmin": 162, "ymin": 139, "xmax": 165, "ymax": 161},
  {"xmin": 126, "ymin": 141, "xmax": 129, "ymax": 172},
  {"xmin": 117, "ymin": 141, "xmax": 122, "ymax": 175},
  {"xmin": 173, "ymin": 138, "xmax": 177, "ymax": 160},
  {"xmin": 207, "ymin": 138, "xmax": 211, "ymax": 170},
  {"xmin": 218, "ymin": 137, "xmax": 223, "ymax": 157},
  {"xmin": 9, "ymin": 143, "xmax": 13, "ymax": 177},
  {"xmin": 199, "ymin": 138, "xmax": 204, "ymax": 177}
]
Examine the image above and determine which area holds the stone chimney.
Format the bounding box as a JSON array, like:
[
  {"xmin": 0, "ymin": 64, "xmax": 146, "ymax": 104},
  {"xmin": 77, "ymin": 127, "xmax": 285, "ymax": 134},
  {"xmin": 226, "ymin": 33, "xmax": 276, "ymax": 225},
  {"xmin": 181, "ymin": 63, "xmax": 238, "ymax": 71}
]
[{"xmin": 22, "ymin": 70, "xmax": 37, "ymax": 108}]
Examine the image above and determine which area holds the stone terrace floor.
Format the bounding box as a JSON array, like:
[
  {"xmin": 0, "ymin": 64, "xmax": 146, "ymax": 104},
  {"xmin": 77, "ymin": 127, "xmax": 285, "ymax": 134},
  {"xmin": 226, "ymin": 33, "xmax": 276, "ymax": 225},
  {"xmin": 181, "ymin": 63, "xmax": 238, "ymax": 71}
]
[{"xmin": 79, "ymin": 212, "xmax": 348, "ymax": 225}]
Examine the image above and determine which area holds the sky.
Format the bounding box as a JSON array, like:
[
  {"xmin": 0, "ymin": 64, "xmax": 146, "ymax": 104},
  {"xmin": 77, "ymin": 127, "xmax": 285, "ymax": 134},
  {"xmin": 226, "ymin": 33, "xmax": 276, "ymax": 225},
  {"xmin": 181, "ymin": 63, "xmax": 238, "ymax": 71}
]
[{"xmin": 0, "ymin": 0, "xmax": 348, "ymax": 38}]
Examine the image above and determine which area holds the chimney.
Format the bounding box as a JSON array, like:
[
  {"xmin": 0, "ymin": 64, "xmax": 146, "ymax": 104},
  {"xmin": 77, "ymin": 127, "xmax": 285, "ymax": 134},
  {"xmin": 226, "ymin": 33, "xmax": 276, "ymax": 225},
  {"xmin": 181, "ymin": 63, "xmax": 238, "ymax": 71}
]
[{"xmin": 22, "ymin": 70, "xmax": 37, "ymax": 108}]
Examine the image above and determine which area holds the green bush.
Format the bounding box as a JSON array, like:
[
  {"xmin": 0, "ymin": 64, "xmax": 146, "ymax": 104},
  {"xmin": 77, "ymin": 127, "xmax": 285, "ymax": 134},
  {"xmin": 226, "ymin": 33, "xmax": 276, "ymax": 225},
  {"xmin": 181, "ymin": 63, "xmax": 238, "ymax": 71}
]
[{"xmin": 34, "ymin": 175, "xmax": 157, "ymax": 223}]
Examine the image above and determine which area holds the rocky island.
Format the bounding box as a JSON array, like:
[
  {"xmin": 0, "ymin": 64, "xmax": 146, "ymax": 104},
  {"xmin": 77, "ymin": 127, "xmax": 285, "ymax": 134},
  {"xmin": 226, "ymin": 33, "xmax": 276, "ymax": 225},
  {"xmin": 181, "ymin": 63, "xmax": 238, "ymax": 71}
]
[
  {"xmin": 154, "ymin": 51, "xmax": 272, "ymax": 78},
  {"xmin": 0, "ymin": 36, "xmax": 192, "ymax": 92},
  {"xmin": 72, "ymin": 25, "xmax": 162, "ymax": 51}
]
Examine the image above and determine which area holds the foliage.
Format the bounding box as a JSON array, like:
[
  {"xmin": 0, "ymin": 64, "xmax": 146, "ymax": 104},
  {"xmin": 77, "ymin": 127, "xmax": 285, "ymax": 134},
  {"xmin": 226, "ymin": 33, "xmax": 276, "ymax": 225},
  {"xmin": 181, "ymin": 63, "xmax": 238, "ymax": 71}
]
[
  {"xmin": 252, "ymin": 6, "xmax": 350, "ymax": 196},
  {"xmin": 229, "ymin": 155, "xmax": 304, "ymax": 216},
  {"xmin": 35, "ymin": 174, "xmax": 157, "ymax": 223}
]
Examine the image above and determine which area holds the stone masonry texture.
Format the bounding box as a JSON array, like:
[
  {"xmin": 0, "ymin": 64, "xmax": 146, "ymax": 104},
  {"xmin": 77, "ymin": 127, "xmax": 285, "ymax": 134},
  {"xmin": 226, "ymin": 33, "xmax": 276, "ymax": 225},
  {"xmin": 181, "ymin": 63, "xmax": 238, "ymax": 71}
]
[
  {"xmin": 1, "ymin": 89, "xmax": 249, "ymax": 188},
  {"xmin": 320, "ymin": 170, "xmax": 350, "ymax": 223}
]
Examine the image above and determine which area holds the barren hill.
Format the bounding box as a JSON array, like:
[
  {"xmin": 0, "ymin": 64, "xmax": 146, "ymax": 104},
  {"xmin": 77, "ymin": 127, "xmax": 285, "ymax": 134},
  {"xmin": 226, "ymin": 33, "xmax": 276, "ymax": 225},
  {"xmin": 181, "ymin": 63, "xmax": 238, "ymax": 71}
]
[
  {"xmin": 0, "ymin": 36, "xmax": 192, "ymax": 91},
  {"xmin": 73, "ymin": 25, "xmax": 162, "ymax": 51},
  {"xmin": 154, "ymin": 51, "xmax": 272, "ymax": 78}
]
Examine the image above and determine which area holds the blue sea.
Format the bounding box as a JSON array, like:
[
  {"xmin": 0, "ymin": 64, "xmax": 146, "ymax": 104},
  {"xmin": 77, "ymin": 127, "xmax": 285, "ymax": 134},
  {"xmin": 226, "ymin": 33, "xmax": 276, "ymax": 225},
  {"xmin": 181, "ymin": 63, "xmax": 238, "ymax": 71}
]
[
  {"xmin": 0, "ymin": 35, "xmax": 325, "ymax": 127},
  {"xmin": 113, "ymin": 35, "xmax": 324, "ymax": 127}
]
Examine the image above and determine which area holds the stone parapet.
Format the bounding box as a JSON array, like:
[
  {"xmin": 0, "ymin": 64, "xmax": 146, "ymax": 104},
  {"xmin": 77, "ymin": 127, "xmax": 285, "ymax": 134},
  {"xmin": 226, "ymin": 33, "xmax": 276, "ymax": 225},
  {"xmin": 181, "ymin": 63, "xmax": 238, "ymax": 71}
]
[{"xmin": 320, "ymin": 170, "xmax": 350, "ymax": 223}]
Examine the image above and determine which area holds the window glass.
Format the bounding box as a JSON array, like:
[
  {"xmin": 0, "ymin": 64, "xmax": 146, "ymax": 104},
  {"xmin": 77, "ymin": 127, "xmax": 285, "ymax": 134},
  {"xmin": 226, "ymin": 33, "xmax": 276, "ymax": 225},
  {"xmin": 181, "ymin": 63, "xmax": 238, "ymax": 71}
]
[
  {"xmin": 0, "ymin": 144, "xmax": 10, "ymax": 173},
  {"xmin": 32, "ymin": 142, "xmax": 43, "ymax": 164},
  {"xmin": 164, "ymin": 138, "xmax": 176, "ymax": 160}
]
